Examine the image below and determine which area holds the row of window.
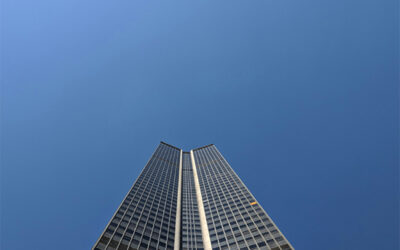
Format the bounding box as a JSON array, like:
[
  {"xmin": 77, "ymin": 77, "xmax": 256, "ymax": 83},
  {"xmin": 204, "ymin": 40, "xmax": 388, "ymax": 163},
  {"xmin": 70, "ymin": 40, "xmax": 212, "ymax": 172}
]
[
  {"xmin": 193, "ymin": 145, "xmax": 291, "ymax": 250},
  {"xmin": 94, "ymin": 143, "xmax": 180, "ymax": 250},
  {"xmin": 181, "ymin": 153, "xmax": 203, "ymax": 249}
]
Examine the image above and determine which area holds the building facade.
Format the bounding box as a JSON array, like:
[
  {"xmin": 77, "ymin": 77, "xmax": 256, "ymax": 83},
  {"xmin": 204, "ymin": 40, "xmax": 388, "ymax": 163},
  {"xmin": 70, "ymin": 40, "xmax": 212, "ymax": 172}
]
[{"xmin": 93, "ymin": 142, "xmax": 293, "ymax": 250}]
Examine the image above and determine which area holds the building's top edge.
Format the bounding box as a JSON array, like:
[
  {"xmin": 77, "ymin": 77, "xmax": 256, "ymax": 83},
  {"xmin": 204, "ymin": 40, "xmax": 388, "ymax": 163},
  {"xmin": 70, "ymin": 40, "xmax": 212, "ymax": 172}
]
[
  {"xmin": 160, "ymin": 141, "xmax": 181, "ymax": 150},
  {"xmin": 192, "ymin": 144, "xmax": 214, "ymax": 151},
  {"xmin": 160, "ymin": 141, "xmax": 214, "ymax": 152}
]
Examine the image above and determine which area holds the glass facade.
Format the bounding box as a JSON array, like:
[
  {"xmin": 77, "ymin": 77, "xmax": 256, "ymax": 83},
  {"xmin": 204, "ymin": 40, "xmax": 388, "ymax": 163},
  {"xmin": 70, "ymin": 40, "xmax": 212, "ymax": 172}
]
[
  {"xmin": 193, "ymin": 145, "xmax": 292, "ymax": 250},
  {"xmin": 93, "ymin": 143, "xmax": 180, "ymax": 250},
  {"xmin": 93, "ymin": 142, "xmax": 293, "ymax": 250},
  {"xmin": 181, "ymin": 152, "xmax": 203, "ymax": 250}
]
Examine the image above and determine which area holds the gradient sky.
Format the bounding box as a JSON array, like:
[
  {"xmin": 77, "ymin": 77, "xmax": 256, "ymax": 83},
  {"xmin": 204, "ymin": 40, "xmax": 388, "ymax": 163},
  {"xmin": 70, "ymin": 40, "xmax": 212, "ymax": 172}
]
[{"xmin": 1, "ymin": 0, "xmax": 399, "ymax": 249}]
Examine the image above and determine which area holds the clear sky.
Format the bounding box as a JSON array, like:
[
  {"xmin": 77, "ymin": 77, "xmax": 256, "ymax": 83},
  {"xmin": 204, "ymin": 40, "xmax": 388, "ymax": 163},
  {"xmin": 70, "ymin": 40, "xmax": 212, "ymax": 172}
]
[{"xmin": 1, "ymin": 0, "xmax": 398, "ymax": 249}]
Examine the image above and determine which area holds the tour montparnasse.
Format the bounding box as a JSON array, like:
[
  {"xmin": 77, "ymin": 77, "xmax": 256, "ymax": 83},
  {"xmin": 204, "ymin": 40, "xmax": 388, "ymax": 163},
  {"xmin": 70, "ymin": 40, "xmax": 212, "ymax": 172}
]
[{"xmin": 93, "ymin": 142, "xmax": 293, "ymax": 250}]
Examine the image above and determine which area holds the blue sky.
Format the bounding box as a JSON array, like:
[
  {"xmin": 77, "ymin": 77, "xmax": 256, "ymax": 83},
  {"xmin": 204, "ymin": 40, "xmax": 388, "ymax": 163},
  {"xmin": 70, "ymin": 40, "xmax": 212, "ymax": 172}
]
[{"xmin": 1, "ymin": 0, "xmax": 398, "ymax": 249}]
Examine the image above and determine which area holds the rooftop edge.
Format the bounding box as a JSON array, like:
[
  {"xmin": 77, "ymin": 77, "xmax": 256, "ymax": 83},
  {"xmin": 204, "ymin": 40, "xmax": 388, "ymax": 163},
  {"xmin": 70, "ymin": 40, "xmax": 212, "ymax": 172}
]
[{"xmin": 160, "ymin": 141, "xmax": 214, "ymax": 152}]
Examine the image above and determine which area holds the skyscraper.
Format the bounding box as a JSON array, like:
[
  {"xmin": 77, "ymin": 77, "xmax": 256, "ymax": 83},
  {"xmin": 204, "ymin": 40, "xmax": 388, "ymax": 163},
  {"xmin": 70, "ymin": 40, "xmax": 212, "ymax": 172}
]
[{"xmin": 93, "ymin": 142, "xmax": 293, "ymax": 250}]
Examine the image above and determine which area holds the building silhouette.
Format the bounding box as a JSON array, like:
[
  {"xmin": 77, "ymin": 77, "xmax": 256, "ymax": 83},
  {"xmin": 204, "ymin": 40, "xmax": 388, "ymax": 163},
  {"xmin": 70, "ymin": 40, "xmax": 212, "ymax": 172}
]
[{"xmin": 93, "ymin": 142, "xmax": 293, "ymax": 250}]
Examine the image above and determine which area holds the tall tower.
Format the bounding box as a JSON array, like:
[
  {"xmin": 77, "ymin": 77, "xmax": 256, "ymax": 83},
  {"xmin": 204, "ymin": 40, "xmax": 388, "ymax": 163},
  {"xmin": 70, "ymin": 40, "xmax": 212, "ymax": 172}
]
[{"xmin": 93, "ymin": 142, "xmax": 293, "ymax": 250}]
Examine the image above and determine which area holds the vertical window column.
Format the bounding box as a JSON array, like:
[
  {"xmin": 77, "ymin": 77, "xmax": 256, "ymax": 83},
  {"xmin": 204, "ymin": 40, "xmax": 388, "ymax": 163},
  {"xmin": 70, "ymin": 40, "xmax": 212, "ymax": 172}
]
[
  {"xmin": 174, "ymin": 150, "xmax": 183, "ymax": 250},
  {"xmin": 190, "ymin": 150, "xmax": 212, "ymax": 250}
]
